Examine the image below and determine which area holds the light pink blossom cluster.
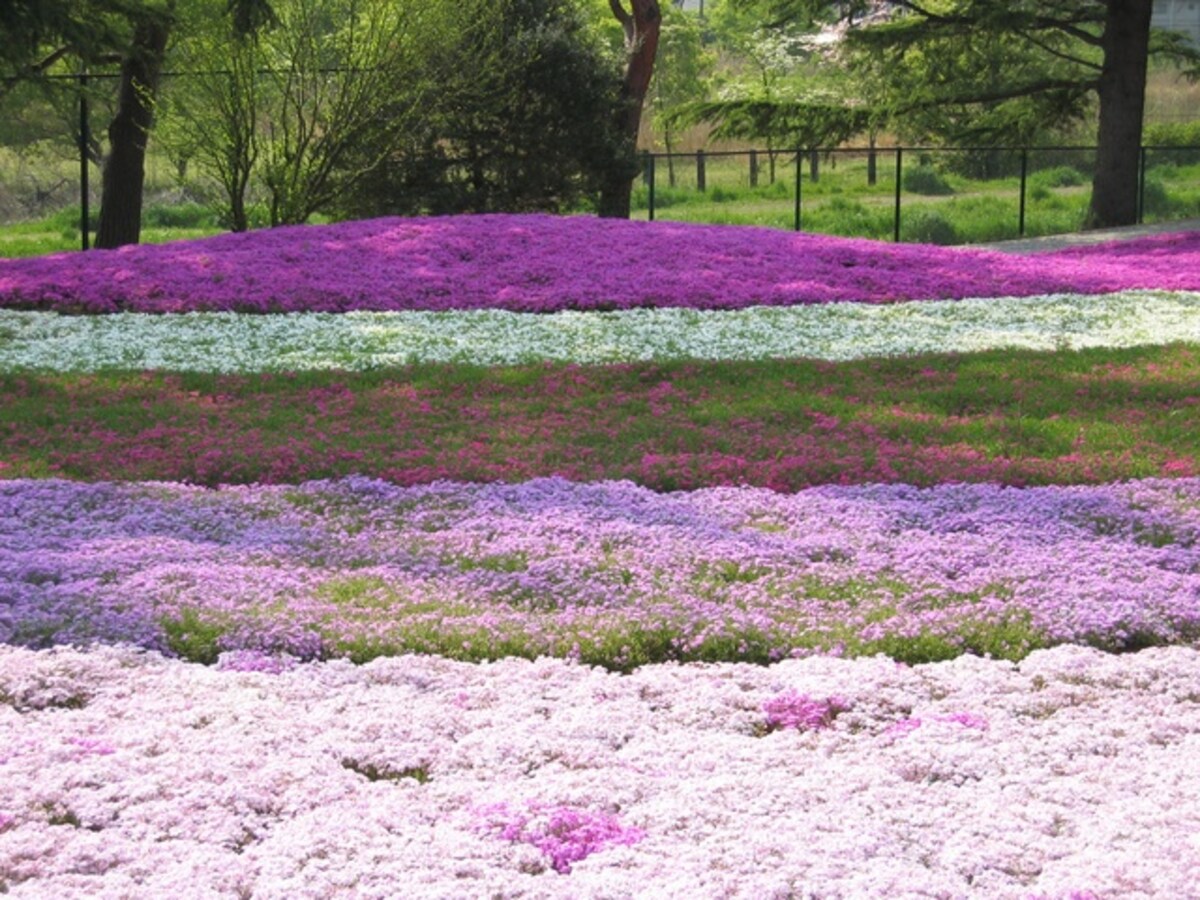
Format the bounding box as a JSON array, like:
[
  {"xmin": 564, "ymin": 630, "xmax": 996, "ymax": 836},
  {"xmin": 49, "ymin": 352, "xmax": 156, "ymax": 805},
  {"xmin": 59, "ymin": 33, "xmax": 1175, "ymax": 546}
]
[
  {"xmin": 1, "ymin": 643, "xmax": 1197, "ymax": 896},
  {"xmin": 886, "ymin": 711, "xmax": 990, "ymax": 739}
]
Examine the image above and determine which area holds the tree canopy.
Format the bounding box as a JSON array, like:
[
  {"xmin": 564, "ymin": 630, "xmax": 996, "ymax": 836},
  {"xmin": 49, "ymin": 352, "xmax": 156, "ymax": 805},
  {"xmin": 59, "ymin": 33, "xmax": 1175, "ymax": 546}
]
[
  {"xmin": 0, "ymin": 0, "xmax": 149, "ymax": 88},
  {"xmin": 713, "ymin": 0, "xmax": 1200, "ymax": 227},
  {"xmin": 335, "ymin": 0, "xmax": 626, "ymax": 218}
]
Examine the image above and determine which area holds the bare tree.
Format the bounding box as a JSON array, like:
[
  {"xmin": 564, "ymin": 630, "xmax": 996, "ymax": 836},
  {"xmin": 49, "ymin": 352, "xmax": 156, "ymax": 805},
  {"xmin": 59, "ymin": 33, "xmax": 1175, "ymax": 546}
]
[
  {"xmin": 157, "ymin": 15, "xmax": 262, "ymax": 231},
  {"xmin": 257, "ymin": 0, "xmax": 433, "ymax": 225}
]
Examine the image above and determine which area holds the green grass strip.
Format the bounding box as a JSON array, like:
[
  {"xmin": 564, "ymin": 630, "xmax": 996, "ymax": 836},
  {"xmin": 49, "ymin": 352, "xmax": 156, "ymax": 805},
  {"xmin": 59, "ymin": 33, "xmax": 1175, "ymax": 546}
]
[{"xmin": 2, "ymin": 345, "xmax": 1197, "ymax": 489}]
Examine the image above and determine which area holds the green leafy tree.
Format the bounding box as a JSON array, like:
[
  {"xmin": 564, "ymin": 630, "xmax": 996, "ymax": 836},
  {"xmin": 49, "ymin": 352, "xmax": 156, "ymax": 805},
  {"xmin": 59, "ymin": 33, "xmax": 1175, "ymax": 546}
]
[
  {"xmin": 673, "ymin": 0, "xmax": 870, "ymax": 180},
  {"xmin": 0, "ymin": 0, "xmax": 172, "ymax": 248},
  {"xmin": 93, "ymin": 1, "xmax": 173, "ymax": 248},
  {"xmin": 757, "ymin": 0, "xmax": 1200, "ymax": 228},
  {"xmin": 256, "ymin": 0, "xmax": 438, "ymax": 225},
  {"xmin": 338, "ymin": 0, "xmax": 625, "ymax": 217},
  {"xmin": 160, "ymin": 0, "xmax": 441, "ymax": 228},
  {"xmin": 2, "ymin": 0, "xmax": 279, "ymax": 246},
  {"xmin": 154, "ymin": 0, "xmax": 264, "ymax": 230},
  {"xmin": 646, "ymin": 4, "xmax": 715, "ymax": 185},
  {"xmin": 96, "ymin": 0, "xmax": 275, "ymax": 245},
  {"xmin": 0, "ymin": 0, "xmax": 140, "ymax": 91}
]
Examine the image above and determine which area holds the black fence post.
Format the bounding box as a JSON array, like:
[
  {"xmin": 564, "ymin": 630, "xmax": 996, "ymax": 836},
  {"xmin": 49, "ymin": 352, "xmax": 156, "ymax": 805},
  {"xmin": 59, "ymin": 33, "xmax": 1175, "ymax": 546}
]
[
  {"xmin": 1137, "ymin": 145, "xmax": 1147, "ymax": 224},
  {"xmin": 647, "ymin": 153, "xmax": 656, "ymax": 222},
  {"xmin": 894, "ymin": 147, "xmax": 903, "ymax": 243},
  {"xmin": 794, "ymin": 149, "xmax": 802, "ymax": 232},
  {"xmin": 1018, "ymin": 147, "xmax": 1028, "ymax": 237},
  {"xmin": 696, "ymin": 149, "xmax": 706, "ymax": 192},
  {"xmin": 749, "ymin": 149, "xmax": 758, "ymax": 188},
  {"xmin": 79, "ymin": 71, "xmax": 90, "ymax": 251}
]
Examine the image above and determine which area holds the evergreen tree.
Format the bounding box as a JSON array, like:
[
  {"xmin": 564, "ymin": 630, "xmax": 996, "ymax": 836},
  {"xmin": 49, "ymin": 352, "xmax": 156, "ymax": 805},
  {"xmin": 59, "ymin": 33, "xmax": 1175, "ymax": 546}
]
[{"xmin": 755, "ymin": 0, "xmax": 1200, "ymax": 228}]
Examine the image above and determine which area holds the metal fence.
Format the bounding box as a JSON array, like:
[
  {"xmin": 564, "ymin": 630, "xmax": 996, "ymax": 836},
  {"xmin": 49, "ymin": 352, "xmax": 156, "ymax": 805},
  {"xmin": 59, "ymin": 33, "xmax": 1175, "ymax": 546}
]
[
  {"xmin": 3, "ymin": 66, "xmax": 1200, "ymax": 251},
  {"xmin": 2, "ymin": 70, "xmax": 218, "ymax": 250},
  {"xmin": 637, "ymin": 144, "xmax": 1200, "ymax": 244}
]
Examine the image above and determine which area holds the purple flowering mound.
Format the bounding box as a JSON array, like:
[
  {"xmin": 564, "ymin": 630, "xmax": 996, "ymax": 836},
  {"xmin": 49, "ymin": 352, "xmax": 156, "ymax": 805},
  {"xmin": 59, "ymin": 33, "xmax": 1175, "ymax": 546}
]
[{"xmin": 3, "ymin": 214, "xmax": 1200, "ymax": 314}]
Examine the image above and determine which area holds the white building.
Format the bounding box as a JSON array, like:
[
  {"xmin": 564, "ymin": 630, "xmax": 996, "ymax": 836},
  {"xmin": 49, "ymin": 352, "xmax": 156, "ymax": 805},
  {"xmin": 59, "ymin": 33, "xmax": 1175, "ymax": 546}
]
[
  {"xmin": 675, "ymin": 0, "xmax": 1199, "ymax": 44},
  {"xmin": 1153, "ymin": 0, "xmax": 1200, "ymax": 45}
]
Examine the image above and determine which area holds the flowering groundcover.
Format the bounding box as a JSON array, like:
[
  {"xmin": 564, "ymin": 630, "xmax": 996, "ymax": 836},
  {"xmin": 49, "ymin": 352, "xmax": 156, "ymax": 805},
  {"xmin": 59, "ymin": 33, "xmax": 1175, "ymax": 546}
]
[
  {"xmin": 5, "ymin": 215, "xmax": 1200, "ymax": 897},
  {"xmin": 4, "ymin": 476, "xmax": 1200, "ymax": 667},
  {"xmin": 4, "ymin": 214, "xmax": 1200, "ymax": 313},
  {"xmin": 3, "ymin": 290, "xmax": 1200, "ymax": 370},
  {"xmin": 2, "ymin": 642, "xmax": 1198, "ymax": 897},
  {"xmin": 4, "ymin": 344, "xmax": 1197, "ymax": 489}
]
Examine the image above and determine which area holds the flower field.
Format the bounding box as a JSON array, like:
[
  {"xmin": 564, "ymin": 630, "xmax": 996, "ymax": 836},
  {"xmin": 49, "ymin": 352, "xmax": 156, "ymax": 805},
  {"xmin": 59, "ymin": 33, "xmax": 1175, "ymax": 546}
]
[
  {"xmin": 3, "ymin": 215, "xmax": 1200, "ymax": 897},
  {"xmin": 3, "ymin": 214, "xmax": 1200, "ymax": 314},
  {"xmin": 4, "ymin": 289, "xmax": 1200, "ymax": 370}
]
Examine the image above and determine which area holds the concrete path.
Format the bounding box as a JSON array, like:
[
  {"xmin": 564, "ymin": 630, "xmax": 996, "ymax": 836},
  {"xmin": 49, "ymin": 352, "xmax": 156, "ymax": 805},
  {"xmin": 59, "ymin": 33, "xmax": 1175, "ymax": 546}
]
[{"xmin": 963, "ymin": 217, "xmax": 1200, "ymax": 254}]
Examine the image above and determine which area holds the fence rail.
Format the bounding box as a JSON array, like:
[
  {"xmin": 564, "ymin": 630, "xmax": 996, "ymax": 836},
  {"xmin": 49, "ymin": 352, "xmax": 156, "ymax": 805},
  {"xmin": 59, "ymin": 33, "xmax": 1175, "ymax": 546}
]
[
  {"xmin": 638, "ymin": 144, "xmax": 1200, "ymax": 243},
  {"xmin": 5, "ymin": 87, "xmax": 1200, "ymax": 249}
]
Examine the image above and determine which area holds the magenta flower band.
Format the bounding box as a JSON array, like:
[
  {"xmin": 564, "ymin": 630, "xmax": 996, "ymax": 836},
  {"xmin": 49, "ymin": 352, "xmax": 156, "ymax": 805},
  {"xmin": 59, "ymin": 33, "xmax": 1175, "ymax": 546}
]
[{"xmin": 2, "ymin": 214, "xmax": 1200, "ymax": 313}]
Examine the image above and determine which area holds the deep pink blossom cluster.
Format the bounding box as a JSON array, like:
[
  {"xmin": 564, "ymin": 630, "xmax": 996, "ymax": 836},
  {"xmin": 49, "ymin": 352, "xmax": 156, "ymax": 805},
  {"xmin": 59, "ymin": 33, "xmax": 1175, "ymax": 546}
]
[
  {"xmin": 3, "ymin": 214, "xmax": 1200, "ymax": 314},
  {"xmin": 761, "ymin": 691, "xmax": 850, "ymax": 731},
  {"xmin": 474, "ymin": 803, "xmax": 645, "ymax": 874}
]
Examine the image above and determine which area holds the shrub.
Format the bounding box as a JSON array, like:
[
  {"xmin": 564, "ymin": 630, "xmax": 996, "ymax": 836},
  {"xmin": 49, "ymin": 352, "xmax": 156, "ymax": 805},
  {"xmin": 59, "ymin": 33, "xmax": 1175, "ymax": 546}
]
[
  {"xmin": 902, "ymin": 207, "xmax": 955, "ymax": 243},
  {"xmin": 761, "ymin": 178, "xmax": 791, "ymax": 200},
  {"xmin": 142, "ymin": 202, "xmax": 219, "ymax": 229},
  {"xmin": 47, "ymin": 205, "xmax": 98, "ymax": 232},
  {"xmin": 813, "ymin": 196, "xmax": 891, "ymax": 240},
  {"xmin": 901, "ymin": 210, "xmax": 959, "ymax": 245},
  {"xmin": 1144, "ymin": 122, "xmax": 1200, "ymax": 166},
  {"xmin": 1141, "ymin": 178, "xmax": 1175, "ymax": 218},
  {"xmin": 1030, "ymin": 165, "xmax": 1086, "ymax": 189},
  {"xmin": 337, "ymin": 0, "xmax": 626, "ymax": 217},
  {"xmin": 943, "ymin": 148, "xmax": 1021, "ymax": 180},
  {"xmin": 631, "ymin": 184, "xmax": 684, "ymax": 210},
  {"xmin": 902, "ymin": 164, "xmax": 955, "ymax": 196}
]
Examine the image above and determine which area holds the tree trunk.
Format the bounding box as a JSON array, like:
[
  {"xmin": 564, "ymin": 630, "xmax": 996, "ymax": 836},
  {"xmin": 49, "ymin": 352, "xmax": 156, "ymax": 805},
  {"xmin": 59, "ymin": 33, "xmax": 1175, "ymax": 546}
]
[
  {"xmin": 94, "ymin": 15, "xmax": 170, "ymax": 249},
  {"xmin": 1086, "ymin": 0, "xmax": 1152, "ymax": 229},
  {"xmin": 598, "ymin": 0, "xmax": 662, "ymax": 218},
  {"xmin": 229, "ymin": 188, "xmax": 249, "ymax": 233}
]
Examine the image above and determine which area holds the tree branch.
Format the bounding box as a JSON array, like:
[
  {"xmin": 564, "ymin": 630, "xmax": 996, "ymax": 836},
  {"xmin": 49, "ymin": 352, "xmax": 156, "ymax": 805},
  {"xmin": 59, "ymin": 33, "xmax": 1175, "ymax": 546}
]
[
  {"xmin": 904, "ymin": 76, "xmax": 1100, "ymax": 110},
  {"xmin": 890, "ymin": 2, "xmax": 1104, "ymax": 47},
  {"xmin": 891, "ymin": 1, "xmax": 951, "ymax": 23},
  {"xmin": 609, "ymin": 0, "xmax": 634, "ymax": 42},
  {"xmin": 1, "ymin": 45, "xmax": 72, "ymax": 99},
  {"xmin": 1034, "ymin": 18, "xmax": 1103, "ymax": 47},
  {"xmin": 1017, "ymin": 31, "xmax": 1101, "ymax": 70}
]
